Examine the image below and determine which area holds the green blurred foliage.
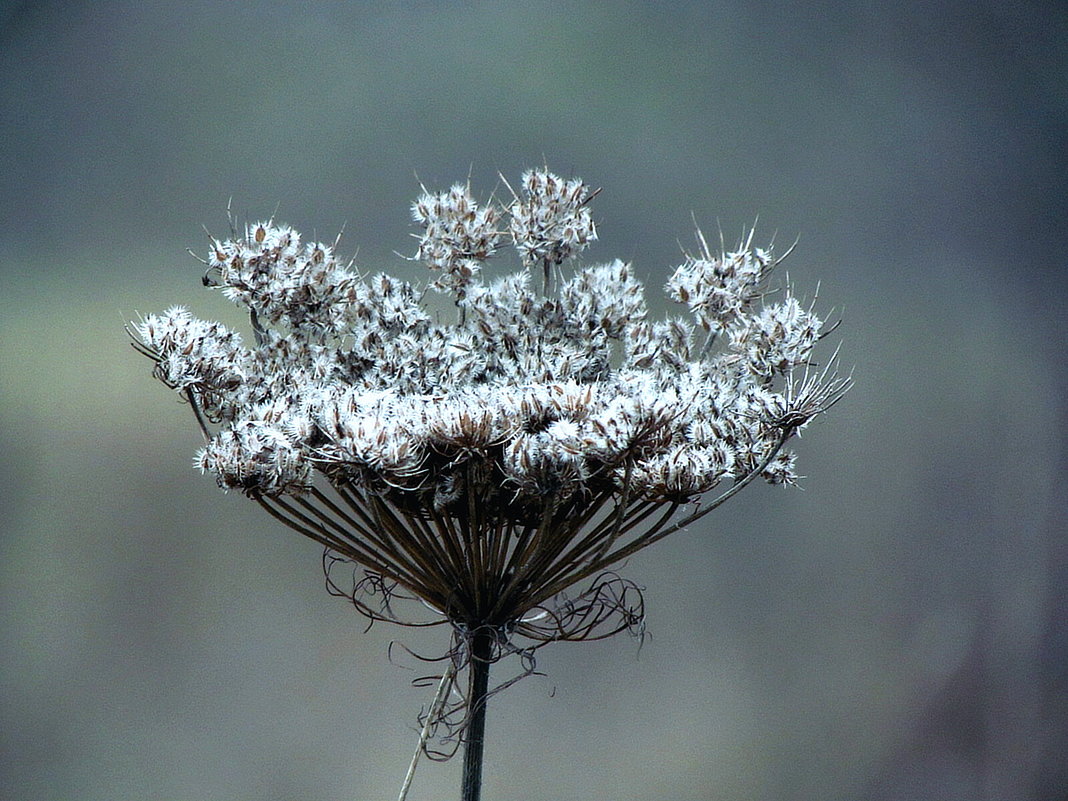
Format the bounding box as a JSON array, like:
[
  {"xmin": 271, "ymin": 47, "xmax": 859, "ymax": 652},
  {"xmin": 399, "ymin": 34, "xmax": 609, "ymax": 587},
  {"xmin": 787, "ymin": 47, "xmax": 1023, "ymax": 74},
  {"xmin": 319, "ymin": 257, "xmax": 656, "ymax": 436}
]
[{"xmin": 2, "ymin": 2, "xmax": 1065, "ymax": 800}]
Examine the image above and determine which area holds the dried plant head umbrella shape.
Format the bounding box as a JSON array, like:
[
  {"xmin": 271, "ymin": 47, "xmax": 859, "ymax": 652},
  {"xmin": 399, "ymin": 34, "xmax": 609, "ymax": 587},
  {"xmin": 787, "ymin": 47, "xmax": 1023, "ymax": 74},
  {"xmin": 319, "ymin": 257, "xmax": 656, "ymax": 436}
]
[{"xmin": 131, "ymin": 168, "xmax": 849, "ymax": 801}]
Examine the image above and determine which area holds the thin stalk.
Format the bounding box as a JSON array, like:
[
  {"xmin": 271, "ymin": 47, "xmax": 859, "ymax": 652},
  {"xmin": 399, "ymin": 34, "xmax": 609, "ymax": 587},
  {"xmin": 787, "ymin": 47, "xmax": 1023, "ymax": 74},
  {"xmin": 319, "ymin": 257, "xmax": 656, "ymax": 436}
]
[
  {"xmin": 461, "ymin": 629, "xmax": 494, "ymax": 801},
  {"xmin": 398, "ymin": 661, "xmax": 457, "ymax": 801}
]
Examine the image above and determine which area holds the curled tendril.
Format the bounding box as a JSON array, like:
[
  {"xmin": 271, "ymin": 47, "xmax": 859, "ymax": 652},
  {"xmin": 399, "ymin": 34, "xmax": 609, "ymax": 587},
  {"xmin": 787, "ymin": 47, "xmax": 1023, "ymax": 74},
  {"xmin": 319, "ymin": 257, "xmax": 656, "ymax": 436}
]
[
  {"xmin": 323, "ymin": 551, "xmax": 448, "ymax": 630},
  {"xmin": 324, "ymin": 552, "xmax": 647, "ymax": 755}
]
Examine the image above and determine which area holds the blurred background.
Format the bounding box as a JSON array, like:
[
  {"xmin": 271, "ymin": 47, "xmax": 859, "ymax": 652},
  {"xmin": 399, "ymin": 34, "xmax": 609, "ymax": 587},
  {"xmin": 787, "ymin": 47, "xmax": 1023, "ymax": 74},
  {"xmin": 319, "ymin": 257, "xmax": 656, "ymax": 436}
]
[{"xmin": 1, "ymin": 1, "xmax": 1065, "ymax": 799}]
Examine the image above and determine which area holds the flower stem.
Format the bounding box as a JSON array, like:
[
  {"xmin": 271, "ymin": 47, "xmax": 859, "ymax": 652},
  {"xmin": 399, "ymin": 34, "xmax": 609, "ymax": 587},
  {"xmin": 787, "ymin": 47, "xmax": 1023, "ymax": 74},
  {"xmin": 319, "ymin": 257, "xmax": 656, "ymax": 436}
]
[{"xmin": 460, "ymin": 629, "xmax": 493, "ymax": 801}]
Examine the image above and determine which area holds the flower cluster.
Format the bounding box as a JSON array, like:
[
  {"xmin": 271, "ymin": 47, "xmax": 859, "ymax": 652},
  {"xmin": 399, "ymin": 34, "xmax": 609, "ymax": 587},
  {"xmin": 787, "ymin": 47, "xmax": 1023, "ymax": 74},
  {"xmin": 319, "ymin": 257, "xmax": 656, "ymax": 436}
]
[
  {"xmin": 665, "ymin": 227, "xmax": 773, "ymax": 334},
  {"xmin": 412, "ymin": 182, "xmax": 500, "ymax": 297},
  {"xmin": 133, "ymin": 166, "xmax": 847, "ymax": 658},
  {"xmin": 508, "ymin": 169, "xmax": 597, "ymax": 282}
]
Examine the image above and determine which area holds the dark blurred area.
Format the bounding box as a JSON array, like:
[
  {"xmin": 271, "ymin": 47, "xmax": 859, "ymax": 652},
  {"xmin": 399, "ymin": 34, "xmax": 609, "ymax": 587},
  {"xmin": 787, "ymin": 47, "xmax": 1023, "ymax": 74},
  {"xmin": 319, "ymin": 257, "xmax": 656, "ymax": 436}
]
[{"xmin": 1, "ymin": 2, "xmax": 1065, "ymax": 799}]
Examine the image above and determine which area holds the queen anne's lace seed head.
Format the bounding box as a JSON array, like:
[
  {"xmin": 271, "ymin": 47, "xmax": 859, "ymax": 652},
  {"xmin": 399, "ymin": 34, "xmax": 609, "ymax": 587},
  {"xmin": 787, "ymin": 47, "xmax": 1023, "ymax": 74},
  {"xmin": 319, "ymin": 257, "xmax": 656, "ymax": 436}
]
[
  {"xmin": 196, "ymin": 418, "xmax": 312, "ymax": 496},
  {"xmin": 665, "ymin": 228, "xmax": 775, "ymax": 334},
  {"xmin": 730, "ymin": 294, "xmax": 822, "ymax": 379},
  {"xmin": 132, "ymin": 168, "xmax": 849, "ymax": 706},
  {"xmin": 412, "ymin": 182, "xmax": 501, "ymax": 298},
  {"xmin": 134, "ymin": 306, "xmax": 248, "ymax": 421},
  {"xmin": 509, "ymin": 168, "xmax": 597, "ymax": 274}
]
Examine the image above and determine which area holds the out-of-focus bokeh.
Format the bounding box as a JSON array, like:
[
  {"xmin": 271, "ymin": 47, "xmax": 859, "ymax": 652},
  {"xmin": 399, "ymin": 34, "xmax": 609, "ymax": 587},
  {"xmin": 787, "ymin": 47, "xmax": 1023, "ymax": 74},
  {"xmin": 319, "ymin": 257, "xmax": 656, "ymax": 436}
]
[{"xmin": 2, "ymin": 2, "xmax": 1065, "ymax": 799}]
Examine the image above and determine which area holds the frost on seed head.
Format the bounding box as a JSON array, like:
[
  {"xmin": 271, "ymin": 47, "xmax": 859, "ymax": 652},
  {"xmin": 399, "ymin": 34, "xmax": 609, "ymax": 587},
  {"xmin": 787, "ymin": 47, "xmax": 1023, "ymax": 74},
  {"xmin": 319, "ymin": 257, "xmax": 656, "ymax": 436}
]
[{"xmin": 132, "ymin": 167, "xmax": 849, "ymax": 649}]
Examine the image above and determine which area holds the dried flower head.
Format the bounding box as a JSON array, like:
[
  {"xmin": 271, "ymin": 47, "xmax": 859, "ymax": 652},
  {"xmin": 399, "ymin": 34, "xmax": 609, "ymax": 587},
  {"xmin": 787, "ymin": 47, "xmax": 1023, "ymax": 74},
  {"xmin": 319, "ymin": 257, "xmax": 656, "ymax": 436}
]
[
  {"xmin": 412, "ymin": 181, "xmax": 501, "ymax": 298},
  {"xmin": 507, "ymin": 168, "xmax": 598, "ymax": 289},
  {"xmin": 131, "ymin": 169, "xmax": 849, "ymax": 776}
]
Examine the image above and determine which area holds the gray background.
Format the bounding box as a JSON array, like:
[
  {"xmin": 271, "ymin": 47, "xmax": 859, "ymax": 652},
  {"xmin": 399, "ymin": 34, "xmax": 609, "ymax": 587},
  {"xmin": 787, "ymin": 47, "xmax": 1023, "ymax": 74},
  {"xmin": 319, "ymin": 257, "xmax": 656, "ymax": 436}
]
[{"xmin": 2, "ymin": 2, "xmax": 1066, "ymax": 799}]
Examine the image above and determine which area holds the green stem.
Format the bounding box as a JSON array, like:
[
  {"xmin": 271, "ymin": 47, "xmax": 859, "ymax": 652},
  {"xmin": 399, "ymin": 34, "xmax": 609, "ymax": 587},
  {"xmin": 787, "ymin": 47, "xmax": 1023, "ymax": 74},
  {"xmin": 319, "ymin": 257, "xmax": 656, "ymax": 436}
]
[{"xmin": 460, "ymin": 629, "xmax": 493, "ymax": 801}]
